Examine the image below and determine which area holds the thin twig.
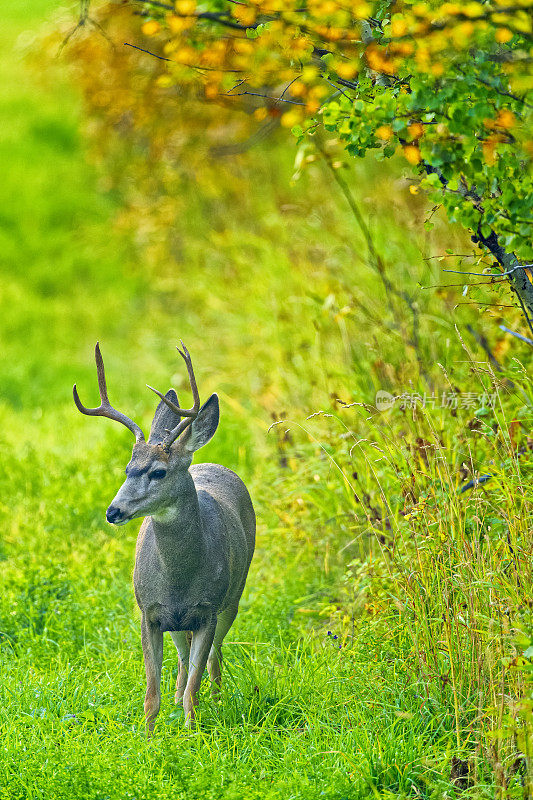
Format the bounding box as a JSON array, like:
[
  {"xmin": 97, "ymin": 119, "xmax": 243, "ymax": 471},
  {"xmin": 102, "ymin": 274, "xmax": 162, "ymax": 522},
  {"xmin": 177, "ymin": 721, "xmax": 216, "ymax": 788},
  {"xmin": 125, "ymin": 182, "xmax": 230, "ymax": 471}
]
[
  {"xmin": 57, "ymin": 0, "xmax": 90, "ymax": 55},
  {"xmin": 124, "ymin": 42, "xmax": 243, "ymax": 71},
  {"xmin": 423, "ymin": 254, "xmax": 481, "ymax": 260},
  {"xmin": 279, "ymin": 75, "xmax": 302, "ymax": 100},
  {"xmin": 224, "ymin": 76, "xmax": 305, "ymax": 106},
  {"xmin": 324, "ymin": 77, "xmax": 352, "ymax": 100},
  {"xmin": 421, "ymin": 280, "xmax": 505, "ymax": 289},
  {"xmin": 224, "ymin": 89, "xmax": 305, "ymax": 105},
  {"xmin": 499, "ymin": 325, "xmax": 533, "ymax": 347},
  {"xmin": 124, "ymin": 41, "xmax": 173, "ymax": 61},
  {"xmin": 444, "ymin": 263, "xmax": 533, "ymax": 278},
  {"xmin": 133, "ymin": 0, "xmax": 256, "ymax": 30},
  {"xmin": 455, "ymin": 301, "xmax": 515, "ymax": 307}
]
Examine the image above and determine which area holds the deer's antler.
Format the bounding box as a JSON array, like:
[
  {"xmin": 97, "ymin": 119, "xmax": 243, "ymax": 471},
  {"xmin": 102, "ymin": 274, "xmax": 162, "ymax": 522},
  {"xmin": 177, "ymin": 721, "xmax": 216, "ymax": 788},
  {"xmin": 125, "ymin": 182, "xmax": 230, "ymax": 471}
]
[
  {"xmin": 147, "ymin": 342, "xmax": 200, "ymax": 449},
  {"xmin": 73, "ymin": 343, "xmax": 145, "ymax": 443}
]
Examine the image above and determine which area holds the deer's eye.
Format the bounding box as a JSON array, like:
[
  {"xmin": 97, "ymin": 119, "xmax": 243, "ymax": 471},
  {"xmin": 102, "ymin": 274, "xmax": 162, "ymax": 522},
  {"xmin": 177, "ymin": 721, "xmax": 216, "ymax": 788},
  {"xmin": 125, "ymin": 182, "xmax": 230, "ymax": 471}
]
[{"xmin": 149, "ymin": 469, "xmax": 167, "ymax": 481}]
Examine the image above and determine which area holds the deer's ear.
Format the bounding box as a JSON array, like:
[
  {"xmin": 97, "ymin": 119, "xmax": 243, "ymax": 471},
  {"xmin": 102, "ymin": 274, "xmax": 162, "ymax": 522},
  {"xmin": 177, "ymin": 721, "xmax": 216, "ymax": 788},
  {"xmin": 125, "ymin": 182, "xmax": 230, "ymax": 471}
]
[
  {"xmin": 183, "ymin": 394, "xmax": 219, "ymax": 452},
  {"xmin": 148, "ymin": 389, "xmax": 181, "ymax": 444}
]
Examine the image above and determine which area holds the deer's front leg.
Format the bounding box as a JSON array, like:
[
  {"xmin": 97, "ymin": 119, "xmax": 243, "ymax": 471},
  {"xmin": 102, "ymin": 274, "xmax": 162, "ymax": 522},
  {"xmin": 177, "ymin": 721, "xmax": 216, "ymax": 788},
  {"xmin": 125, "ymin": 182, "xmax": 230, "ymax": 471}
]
[
  {"xmin": 208, "ymin": 604, "xmax": 239, "ymax": 693},
  {"xmin": 170, "ymin": 630, "xmax": 191, "ymax": 705},
  {"xmin": 141, "ymin": 615, "xmax": 163, "ymax": 733},
  {"xmin": 183, "ymin": 620, "xmax": 216, "ymax": 727}
]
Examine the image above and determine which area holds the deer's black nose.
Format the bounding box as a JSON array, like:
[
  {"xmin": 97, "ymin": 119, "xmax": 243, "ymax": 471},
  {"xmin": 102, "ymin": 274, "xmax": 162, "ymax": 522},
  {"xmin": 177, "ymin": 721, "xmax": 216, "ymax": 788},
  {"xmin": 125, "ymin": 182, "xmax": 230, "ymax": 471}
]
[{"xmin": 106, "ymin": 505, "xmax": 123, "ymax": 524}]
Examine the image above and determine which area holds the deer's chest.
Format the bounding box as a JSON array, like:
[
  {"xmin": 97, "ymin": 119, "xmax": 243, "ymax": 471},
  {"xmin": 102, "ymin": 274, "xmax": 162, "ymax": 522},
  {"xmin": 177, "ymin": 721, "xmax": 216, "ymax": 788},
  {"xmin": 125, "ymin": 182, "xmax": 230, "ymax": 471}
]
[
  {"xmin": 134, "ymin": 565, "xmax": 224, "ymax": 631},
  {"xmin": 133, "ymin": 514, "xmax": 230, "ymax": 630},
  {"xmin": 145, "ymin": 600, "xmax": 215, "ymax": 632}
]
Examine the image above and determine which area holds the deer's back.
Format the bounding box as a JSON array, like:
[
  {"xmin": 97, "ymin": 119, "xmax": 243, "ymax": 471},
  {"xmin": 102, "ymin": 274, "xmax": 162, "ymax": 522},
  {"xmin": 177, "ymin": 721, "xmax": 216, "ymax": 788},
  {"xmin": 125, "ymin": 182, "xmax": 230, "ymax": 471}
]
[{"xmin": 191, "ymin": 462, "xmax": 255, "ymax": 572}]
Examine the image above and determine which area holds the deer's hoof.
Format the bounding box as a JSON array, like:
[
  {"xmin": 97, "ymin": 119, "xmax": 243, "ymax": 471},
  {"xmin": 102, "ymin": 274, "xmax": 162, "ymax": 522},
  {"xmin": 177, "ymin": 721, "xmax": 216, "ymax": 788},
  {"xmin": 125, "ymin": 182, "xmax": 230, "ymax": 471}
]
[
  {"xmin": 183, "ymin": 710, "xmax": 196, "ymax": 729},
  {"xmin": 145, "ymin": 722, "xmax": 155, "ymax": 738}
]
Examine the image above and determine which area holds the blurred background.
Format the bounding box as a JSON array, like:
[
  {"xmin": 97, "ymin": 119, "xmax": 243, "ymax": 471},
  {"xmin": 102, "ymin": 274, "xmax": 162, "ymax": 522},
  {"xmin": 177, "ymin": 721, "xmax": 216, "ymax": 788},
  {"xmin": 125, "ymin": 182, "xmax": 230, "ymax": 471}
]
[{"xmin": 0, "ymin": 1, "xmax": 531, "ymax": 797}]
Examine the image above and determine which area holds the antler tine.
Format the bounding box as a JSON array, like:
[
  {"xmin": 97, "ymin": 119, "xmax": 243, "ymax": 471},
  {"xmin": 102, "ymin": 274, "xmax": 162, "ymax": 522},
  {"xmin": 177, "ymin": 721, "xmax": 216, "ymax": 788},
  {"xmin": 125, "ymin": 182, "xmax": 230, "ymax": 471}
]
[
  {"xmin": 146, "ymin": 384, "xmax": 197, "ymax": 418},
  {"xmin": 177, "ymin": 340, "xmax": 200, "ymax": 414},
  {"xmin": 73, "ymin": 342, "xmax": 145, "ymax": 443},
  {"xmin": 94, "ymin": 342, "xmax": 110, "ymax": 405},
  {"xmin": 146, "ymin": 342, "xmax": 201, "ymax": 450}
]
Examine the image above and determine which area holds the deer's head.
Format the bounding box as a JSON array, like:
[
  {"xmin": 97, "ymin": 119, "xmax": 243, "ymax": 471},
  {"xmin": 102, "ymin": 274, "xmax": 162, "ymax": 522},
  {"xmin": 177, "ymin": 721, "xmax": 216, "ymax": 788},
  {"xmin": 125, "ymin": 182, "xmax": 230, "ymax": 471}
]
[{"xmin": 73, "ymin": 343, "xmax": 219, "ymax": 525}]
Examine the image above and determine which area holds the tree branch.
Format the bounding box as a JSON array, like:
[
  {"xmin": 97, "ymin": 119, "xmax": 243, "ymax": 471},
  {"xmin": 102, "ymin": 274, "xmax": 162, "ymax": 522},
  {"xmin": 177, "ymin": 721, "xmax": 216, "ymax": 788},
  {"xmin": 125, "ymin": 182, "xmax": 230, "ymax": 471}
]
[
  {"xmin": 473, "ymin": 226, "xmax": 533, "ymax": 336},
  {"xmin": 133, "ymin": 0, "xmax": 254, "ymax": 31},
  {"xmin": 499, "ymin": 325, "xmax": 533, "ymax": 347}
]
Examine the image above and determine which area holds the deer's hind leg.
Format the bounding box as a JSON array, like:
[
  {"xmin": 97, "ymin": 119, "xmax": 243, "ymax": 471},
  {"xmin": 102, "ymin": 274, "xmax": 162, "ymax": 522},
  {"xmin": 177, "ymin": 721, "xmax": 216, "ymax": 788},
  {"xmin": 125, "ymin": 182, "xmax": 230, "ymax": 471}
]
[
  {"xmin": 141, "ymin": 615, "xmax": 164, "ymax": 733},
  {"xmin": 170, "ymin": 631, "xmax": 191, "ymax": 705},
  {"xmin": 207, "ymin": 605, "xmax": 239, "ymax": 693}
]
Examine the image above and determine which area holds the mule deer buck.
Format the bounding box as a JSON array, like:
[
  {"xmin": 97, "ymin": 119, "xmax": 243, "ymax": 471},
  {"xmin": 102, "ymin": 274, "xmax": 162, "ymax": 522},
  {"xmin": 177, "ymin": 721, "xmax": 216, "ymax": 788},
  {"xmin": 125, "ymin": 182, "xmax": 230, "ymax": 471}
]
[{"xmin": 73, "ymin": 343, "xmax": 255, "ymax": 730}]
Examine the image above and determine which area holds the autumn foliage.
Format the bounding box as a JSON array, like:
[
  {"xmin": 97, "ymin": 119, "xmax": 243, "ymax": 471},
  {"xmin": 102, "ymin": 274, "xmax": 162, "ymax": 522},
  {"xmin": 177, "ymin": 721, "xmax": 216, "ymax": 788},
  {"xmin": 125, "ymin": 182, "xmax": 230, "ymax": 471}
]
[{"xmin": 64, "ymin": 0, "xmax": 533, "ymax": 324}]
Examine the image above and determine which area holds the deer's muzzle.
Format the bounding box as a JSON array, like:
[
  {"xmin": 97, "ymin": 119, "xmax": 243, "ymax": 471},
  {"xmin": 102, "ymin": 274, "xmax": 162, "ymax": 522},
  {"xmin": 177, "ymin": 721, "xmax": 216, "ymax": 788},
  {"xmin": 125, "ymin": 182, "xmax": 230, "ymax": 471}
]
[{"xmin": 106, "ymin": 504, "xmax": 126, "ymax": 525}]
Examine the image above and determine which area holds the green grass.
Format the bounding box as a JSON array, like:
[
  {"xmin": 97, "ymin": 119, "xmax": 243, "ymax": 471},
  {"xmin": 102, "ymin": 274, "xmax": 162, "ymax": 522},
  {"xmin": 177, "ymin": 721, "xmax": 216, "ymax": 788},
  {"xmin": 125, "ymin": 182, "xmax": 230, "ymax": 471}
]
[{"xmin": 0, "ymin": 2, "xmax": 532, "ymax": 799}]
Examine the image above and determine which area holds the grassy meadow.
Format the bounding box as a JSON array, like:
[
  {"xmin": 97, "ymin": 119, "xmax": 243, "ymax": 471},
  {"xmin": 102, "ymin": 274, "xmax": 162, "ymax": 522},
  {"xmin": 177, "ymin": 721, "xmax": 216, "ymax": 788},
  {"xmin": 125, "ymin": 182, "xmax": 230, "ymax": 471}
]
[{"xmin": 0, "ymin": 2, "xmax": 532, "ymax": 798}]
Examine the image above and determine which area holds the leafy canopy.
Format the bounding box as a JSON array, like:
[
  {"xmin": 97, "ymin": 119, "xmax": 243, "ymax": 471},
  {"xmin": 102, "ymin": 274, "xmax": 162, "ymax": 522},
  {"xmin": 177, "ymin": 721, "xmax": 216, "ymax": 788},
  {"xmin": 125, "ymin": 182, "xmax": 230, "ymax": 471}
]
[{"xmin": 101, "ymin": 0, "xmax": 533, "ymax": 319}]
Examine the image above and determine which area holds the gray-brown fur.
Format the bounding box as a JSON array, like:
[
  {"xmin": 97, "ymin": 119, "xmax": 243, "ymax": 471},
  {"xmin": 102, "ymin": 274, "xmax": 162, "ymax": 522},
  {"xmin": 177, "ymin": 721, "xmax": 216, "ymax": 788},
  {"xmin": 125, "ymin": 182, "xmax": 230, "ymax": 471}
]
[{"xmin": 74, "ymin": 346, "xmax": 255, "ymax": 729}]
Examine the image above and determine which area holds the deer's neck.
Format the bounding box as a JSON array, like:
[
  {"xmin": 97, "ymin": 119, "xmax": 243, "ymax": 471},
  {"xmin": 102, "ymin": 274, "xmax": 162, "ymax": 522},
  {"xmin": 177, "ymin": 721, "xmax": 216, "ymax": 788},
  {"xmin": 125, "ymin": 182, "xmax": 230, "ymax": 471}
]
[{"xmin": 150, "ymin": 473, "xmax": 205, "ymax": 574}]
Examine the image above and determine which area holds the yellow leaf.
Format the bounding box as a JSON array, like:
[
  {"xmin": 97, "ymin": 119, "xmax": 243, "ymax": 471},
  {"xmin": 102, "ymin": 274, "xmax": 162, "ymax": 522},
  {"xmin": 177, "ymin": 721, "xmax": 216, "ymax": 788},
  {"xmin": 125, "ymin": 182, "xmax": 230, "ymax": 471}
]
[
  {"xmin": 510, "ymin": 12, "xmax": 532, "ymax": 33},
  {"xmin": 233, "ymin": 6, "xmax": 257, "ymax": 26},
  {"xmin": 156, "ymin": 74, "xmax": 174, "ymax": 88},
  {"xmin": 409, "ymin": 184, "xmax": 419, "ymax": 195},
  {"xmin": 301, "ymin": 65, "xmax": 319, "ymax": 83},
  {"xmin": 509, "ymin": 74, "xmax": 533, "ymax": 93},
  {"xmin": 495, "ymin": 27, "xmax": 512, "ymax": 42},
  {"xmin": 281, "ymin": 109, "xmax": 302, "ymax": 128},
  {"xmin": 497, "ymin": 109, "xmax": 515, "ymax": 129},
  {"xmin": 376, "ymin": 124, "xmax": 393, "ymax": 140},
  {"xmin": 168, "ymin": 15, "xmax": 194, "ymax": 32},
  {"xmin": 441, "ymin": 3, "xmax": 460, "ymax": 13},
  {"xmin": 289, "ymin": 80, "xmax": 307, "ymax": 97},
  {"xmin": 142, "ymin": 20, "xmax": 161, "ymax": 36},
  {"xmin": 463, "ymin": 1, "xmax": 483, "ymax": 17},
  {"xmin": 309, "ymin": 84, "xmax": 329, "ymax": 99},
  {"xmin": 483, "ymin": 140, "xmax": 497, "ymax": 165},
  {"xmin": 352, "ymin": 1, "xmax": 372, "ymax": 19},
  {"xmin": 391, "ymin": 17, "xmax": 408, "ymax": 37},
  {"xmin": 335, "ymin": 61, "xmax": 358, "ymax": 80},
  {"xmin": 403, "ymin": 144, "xmax": 421, "ymax": 164},
  {"xmin": 175, "ymin": 46, "xmax": 195, "ymax": 64},
  {"xmin": 204, "ymin": 83, "xmax": 219, "ymax": 100},
  {"xmin": 175, "ymin": 0, "xmax": 196, "ymax": 14},
  {"xmin": 408, "ymin": 122, "xmax": 424, "ymax": 139},
  {"xmin": 320, "ymin": 0, "xmax": 338, "ymax": 14},
  {"xmin": 292, "ymin": 36, "xmax": 313, "ymax": 54},
  {"xmin": 452, "ymin": 21, "xmax": 474, "ymax": 44},
  {"xmin": 233, "ymin": 39, "xmax": 254, "ymax": 55}
]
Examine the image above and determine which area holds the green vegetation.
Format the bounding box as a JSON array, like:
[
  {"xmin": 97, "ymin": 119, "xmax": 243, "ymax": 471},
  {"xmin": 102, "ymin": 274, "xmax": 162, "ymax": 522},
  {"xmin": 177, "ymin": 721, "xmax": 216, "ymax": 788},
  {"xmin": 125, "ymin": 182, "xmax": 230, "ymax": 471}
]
[
  {"xmin": 120, "ymin": 0, "xmax": 533, "ymax": 318},
  {"xmin": 0, "ymin": 2, "xmax": 531, "ymax": 798}
]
